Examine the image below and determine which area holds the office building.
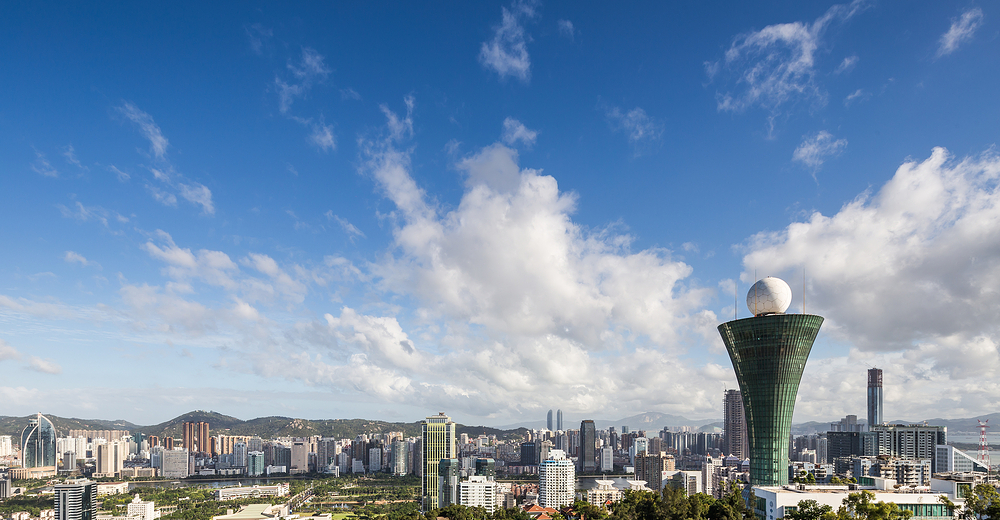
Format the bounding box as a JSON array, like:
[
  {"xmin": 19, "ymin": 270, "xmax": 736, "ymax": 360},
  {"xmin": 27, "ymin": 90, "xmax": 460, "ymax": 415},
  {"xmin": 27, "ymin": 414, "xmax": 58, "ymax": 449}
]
[
  {"xmin": 600, "ymin": 446, "xmax": 614, "ymax": 472},
  {"xmin": 520, "ymin": 442, "xmax": 537, "ymax": 466},
  {"xmin": 474, "ymin": 458, "xmax": 496, "ymax": 479},
  {"xmin": 161, "ymin": 449, "xmax": 190, "ymax": 478},
  {"xmin": 438, "ymin": 458, "xmax": 459, "ymax": 507},
  {"xmin": 557, "ymin": 410, "xmax": 563, "ymax": 431},
  {"xmin": 635, "ymin": 452, "xmax": 675, "ymax": 491},
  {"xmin": 459, "ymin": 476, "xmax": 496, "ymax": 512},
  {"xmin": 831, "ymin": 415, "xmax": 864, "ymax": 432},
  {"xmin": 580, "ymin": 420, "xmax": 596, "ymax": 473},
  {"xmin": 547, "ymin": 410, "xmax": 554, "ymax": 431},
  {"xmin": 870, "ymin": 424, "xmax": 946, "ymax": 465},
  {"xmin": 54, "ymin": 479, "xmax": 96, "ymax": 520},
  {"xmin": 22, "ymin": 413, "xmax": 58, "ymax": 469},
  {"xmin": 392, "ymin": 441, "xmax": 409, "ymax": 476},
  {"xmin": 724, "ymin": 390, "xmax": 748, "ymax": 459},
  {"xmin": 935, "ymin": 445, "xmax": 989, "ymax": 473},
  {"xmin": 539, "ymin": 449, "xmax": 575, "ymax": 509},
  {"xmin": 126, "ymin": 496, "xmax": 156, "ymax": 520},
  {"xmin": 827, "ymin": 432, "xmax": 863, "ymax": 462},
  {"xmin": 718, "ymin": 277, "xmax": 824, "ymax": 486},
  {"xmin": 868, "ymin": 368, "xmax": 883, "ymax": 428},
  {"xmin": 248, "ymin": 451, "xmax": 265, "ymax": 477},
  {"xmin": 421, "ymin": 413, "xmax": 456, "ymax": 511},
  {"xmin": 95, "ymin": 441, "xmax": 126, "ymax": 477}
]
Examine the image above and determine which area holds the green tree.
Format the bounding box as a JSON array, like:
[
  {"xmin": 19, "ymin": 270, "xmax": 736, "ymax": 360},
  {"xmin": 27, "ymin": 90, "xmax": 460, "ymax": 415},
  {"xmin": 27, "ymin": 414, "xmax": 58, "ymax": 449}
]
[
  {"xmin": 959, "ymin": 484, "xmax": 1000, "ymax": 520},
  {"xmin": 837, "ymin": 491, "xmax": 912, "ymax": 520},
  {"xmin": 783, "ymin": 500, "xmax": 834, "ymax": 520}
]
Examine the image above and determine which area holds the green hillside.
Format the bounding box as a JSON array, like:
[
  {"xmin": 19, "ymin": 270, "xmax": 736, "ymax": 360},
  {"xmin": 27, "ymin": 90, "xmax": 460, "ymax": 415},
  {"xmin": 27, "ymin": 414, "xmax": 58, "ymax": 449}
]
[{"xmin": 0, "ymin": 415, "xmax": 139, "ymax": 439}]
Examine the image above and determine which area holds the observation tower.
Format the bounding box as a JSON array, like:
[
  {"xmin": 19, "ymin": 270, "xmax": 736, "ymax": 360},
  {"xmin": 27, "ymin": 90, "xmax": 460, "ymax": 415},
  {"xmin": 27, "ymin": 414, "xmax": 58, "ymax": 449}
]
[{"xmin": 718, "ymin": 277, "xmax": 824, "ymax": 487}]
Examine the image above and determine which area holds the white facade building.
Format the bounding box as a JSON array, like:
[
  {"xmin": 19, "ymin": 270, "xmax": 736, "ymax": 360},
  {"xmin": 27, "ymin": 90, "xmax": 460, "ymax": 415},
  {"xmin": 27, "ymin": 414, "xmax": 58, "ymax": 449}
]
[
  {"xmin": 538, "ymin": 449, "xmax": 575, "ymax": 509},
  {"xmin": 600, "ymin": 447, "xmax": 614, "ymax": 472},
  {"xmin": 126, "ymin": 495, "xmax": 158, "ymax": 520},
  {"xmin": 459, "ymin": 476, "xmax": 496, "ymax": 513},
  {"xmin": 161, "ymin": 449, "xmax": 190, "ymax": 478}
]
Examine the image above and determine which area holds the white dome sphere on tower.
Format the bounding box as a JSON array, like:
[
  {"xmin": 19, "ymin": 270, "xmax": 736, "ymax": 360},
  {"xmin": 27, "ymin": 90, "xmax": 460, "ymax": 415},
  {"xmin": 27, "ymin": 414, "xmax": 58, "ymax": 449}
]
[{"xmin": 747, "ymin": 277, "xmax": 792, "ymax": 316}]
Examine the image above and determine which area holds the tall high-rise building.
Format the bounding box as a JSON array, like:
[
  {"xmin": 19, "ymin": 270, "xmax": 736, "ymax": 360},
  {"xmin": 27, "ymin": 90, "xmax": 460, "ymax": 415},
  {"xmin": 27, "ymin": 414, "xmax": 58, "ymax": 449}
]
[
  {"xmin": 867, "ymin": 368, "xmax": 883, "ymax": 429},
  {"xmin": 579, "ymin": 420, "xmax": 596, "ymax": 473},
  {"xmin": 21, "ymin": 413, "xmax": 57, "ymax": 469},
  {"xmin": 556, "ymin": 410, "xmax": 564, "ymax": 431},
  {"xmin": 547, "ymin": 410, "xmax": 553, "ymax": 431},
  {"xmin": 539, "ymin": 449, "xmax": 575, "ymax": 509},
  {"xmin": 421, "ymin": 413, "xmax": 456, "ymax": 511},
  {"xmin": 474, "ymin": 458, "xmax": 496, "ymax": 479},
  {"xmin": 182, "ymin": 422, "xmax": 210, "ymax": 454},
  {"xmin": 723, "ymin": 389, "xmax": 748, "ymax": 459},
  {"xmin": 718, "ymin": 277, "xmax": 823, "ymax": 487},
  {"xmin": 438, "ymin": 458, "xmax": 459, "ymax": 507},
  {"xmin": 54, "ymin": 479, "xmax": 96, "ymax": 520}
]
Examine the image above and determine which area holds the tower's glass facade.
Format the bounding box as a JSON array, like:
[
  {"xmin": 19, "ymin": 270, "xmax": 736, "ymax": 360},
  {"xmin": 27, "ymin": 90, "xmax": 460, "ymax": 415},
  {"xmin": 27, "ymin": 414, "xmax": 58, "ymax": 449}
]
[
  {"xmin": 867, "ymin": 368, "xmax": 883, "ymax": 428},
  {"xmin": 21, "ymin": 413, "xmax": 57, "ymax": 468},
  {"xmin": 421, "ymin": 413, "xmax": 455, "ymax": 511},
  {"xmin": 718, "ymin": 314, "xmax": 823, "ymax": 486}
]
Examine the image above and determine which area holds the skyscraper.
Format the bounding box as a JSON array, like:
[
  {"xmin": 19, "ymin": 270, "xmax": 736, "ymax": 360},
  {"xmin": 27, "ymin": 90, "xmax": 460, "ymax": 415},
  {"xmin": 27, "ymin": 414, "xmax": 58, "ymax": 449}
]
[
  {"xmin": 438, "ymin": 458, "xmax": 459, "ymax": 507},
  {"xmin": 421, "ymin": 413, "xmax": 456, "ymax": 511},
  {"xmin": 579, "ymin": 420, "xmax": 596, "ymax": 473},
  {"xmin": 723, "ymin": 389, "xmax": 748, "ymax": 459},
  {"xmin": 54, "ymin": 479, "xmax": 96, "ymax": 520},
  {"xmin": 21, "ymin": 413, "xmax": 57, "ymax": 469},
  {"xmin": 538, "ymin": 449, "xmax": 575, "ymax": 509},
  {"xmin": 556, "ymin": 410, "xmax": 563, "ymax": 431},
  {"xmin": 867, "ymin": 368, "xmax": 883, "ymax": 429},
  {"xmin": 718, "ymin": 277, "xmax": 823, "ymax": 487},
  {"xmin": 547, "ymin": 410, "xmax": 553, "ymax": 431},
  {"xmin": 182, "ymin": 421, "xmax": 210, "ymax": 454}
]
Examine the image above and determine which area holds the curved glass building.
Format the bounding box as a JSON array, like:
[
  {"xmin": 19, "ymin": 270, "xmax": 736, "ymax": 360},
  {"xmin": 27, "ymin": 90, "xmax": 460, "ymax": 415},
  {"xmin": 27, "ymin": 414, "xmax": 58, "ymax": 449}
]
[
  {"xmin": 718, "ymin": 312, "xmax": 823, "ymax": 487},
  {"xmin": 21, "ymin": 412, "xmax": 57, "ymax": 468}
]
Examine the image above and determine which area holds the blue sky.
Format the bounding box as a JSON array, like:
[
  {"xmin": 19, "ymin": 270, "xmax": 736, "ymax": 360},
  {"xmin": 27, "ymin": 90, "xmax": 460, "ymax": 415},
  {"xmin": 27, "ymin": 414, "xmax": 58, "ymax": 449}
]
[{"xmin": 2, "ymin": 0, "xmax": 1000, "ymax": 427}]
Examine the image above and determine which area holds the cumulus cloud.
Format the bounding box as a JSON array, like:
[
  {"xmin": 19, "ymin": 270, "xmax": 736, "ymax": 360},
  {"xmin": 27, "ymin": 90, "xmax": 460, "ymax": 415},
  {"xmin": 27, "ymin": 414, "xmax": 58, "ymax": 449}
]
[
  {"xmin": 745, "ymin": 147, "xmax": 1000, "ymax": 353},
  {"xmin": 501, "ymin": 117, "xmax": 538, "ymax": 147},
  {"xmin": 792, "ymin": 130, "xmax": 848, "ymax": 171},
  {"xmin": 178, "ymin": 182, "xmax": 215, "ymax": 215},
  {"xmin": 26, "ymin": 357, "xmax": 62, "ymax": 374},
  {"xmin": 937, "ymin": 7, "xmax": 984, "ymax": 58},
  {"xmin": 142, "ymin": 230, "xmax": 239, "ymax": 290},
  {"xmin": 63, "ymin": 251, "xmax": 101, "ymax": 269},
  {"xmin": 708, "ymin": 0, "xmax": 870, "ymax": 129},
  {"xmin": 479, "ymin": 1, "xmax": 536, "ymax": 82},
  {"xmin": 0, "ymin": 339, "xmax": 21, "ymax": 361},
  {"xmin": 118, "ymin": 101, "xmax": 169, "ymax": 159}
]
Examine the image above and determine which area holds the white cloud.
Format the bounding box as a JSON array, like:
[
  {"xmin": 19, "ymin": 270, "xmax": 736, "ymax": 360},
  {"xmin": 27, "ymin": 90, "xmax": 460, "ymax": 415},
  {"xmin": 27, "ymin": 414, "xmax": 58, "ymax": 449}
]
[
  {"xmin": 557, "ymin": 19, "xmax": 575, "ymax": 40},
  {"xmin": 64, "ymin": 251, "xmax": 101, "ymax": 269},
  {"xmin": 792, "ymin": 130, "xmax": 847, "ymax": 170},
  {"xmin": 62, "ymin": 144, "xmax": 87, "ymax": 170},
  {"xmin": 835, "ymin": 55, "xmax": 859, "ymax": 74},
  {"xmin": 146, "ymin": 185, "xmax": 178, "ymax": 207},
  {"xmin": 289, "ymin": 47, "xmax": 331, "ymax": 81},
  {"xmin": 380, "ymin": 96, "xmax": 415, "ymax": 142},
  {"xmin": 605, "ymin": 106, "xmax": 663, "ymax": 155},
  {"xmin": 31, "ymin": 149, "xmax": 58, "ymax": 177},
  {"xmin": 326, "ymin": 212, "xmax": 365, "ymax": 240},
  {"xmin": 58, "ymin": 201, "xmax": 127, "ymax": 228},
  {"xmin": 457, "ymin": 142, "xmax": 524, "ymax": 194},
  {"xmin": 937, "ymin": 8, "xmax": 984, "ymax": 58},
  {"xmin": 242, "ymin": 253, "xmax": 308, "ymax": 303},
  {"xmin": 142, "ymin": 230, "xmax": 239, "ymax": 290},
  {"xmin": 340, "ymin": 88, "xmax": 361, "ymax": 101},
  {"xmin": 109, "ymin": 165, "xmax": 130, "ymax": 182},
  {"xmin": 309, "ymin": 123, "xmax": 336, "ymax": 152},
  {"xmin": 709, "ymin": 0, "xmax": 869, "ymax": 127},
  {"xmin": 275, "ymin": 78, "xmax": 304, "ymax": 115},
  {"xmin": 178, "ymin": 182, "xmax": 215, "ymax": 215},
  {"xmin": 479, "ymin": 1, "xmax": 536, "ymax": 83},
  {"xmin": 745, "ymin": 146, "xmax": 1000, "ymax": 354},
  {"xmin": 501, "ymin": 117, "xmax": 538, "ymax": 147},
  {"xmin": 843, "ymin": 88, "xmax": 870, "ymax": 107},
  {"xmin": 245, "ymin": 23, "xmax": 272, "ymax": 55},
  {"xmin": 0, "ymin": 339, "xmax": 21, "ymax": 361},
  {"xmin": 26, "ymin": 356, "xmax": 62, "ymax": 374},
  {"xmin": 117, "ymin": 101, "xmax": 169, "ymax": 159}
]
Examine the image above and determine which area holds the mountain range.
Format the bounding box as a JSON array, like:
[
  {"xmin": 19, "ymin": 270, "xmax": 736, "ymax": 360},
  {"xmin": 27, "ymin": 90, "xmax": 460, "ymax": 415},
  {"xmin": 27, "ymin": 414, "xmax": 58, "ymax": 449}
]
[{"xmin": 4, "ymin": 410, "xmax": 1000, "ymax": 441}]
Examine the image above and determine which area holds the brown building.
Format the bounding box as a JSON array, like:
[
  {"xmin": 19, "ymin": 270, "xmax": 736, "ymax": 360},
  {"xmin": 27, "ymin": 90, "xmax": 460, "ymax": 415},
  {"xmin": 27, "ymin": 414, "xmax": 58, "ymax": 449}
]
[
  {"xmin": 182, "ymin": 422, "xmax": 210, "ymax": 454},
  {"xmin": 634, "ymin": 452, "xmax": 675, "ymax": 491}
]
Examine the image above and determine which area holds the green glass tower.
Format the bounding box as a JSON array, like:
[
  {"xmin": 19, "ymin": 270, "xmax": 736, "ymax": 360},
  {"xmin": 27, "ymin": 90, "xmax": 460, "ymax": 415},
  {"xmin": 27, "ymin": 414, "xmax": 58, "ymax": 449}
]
[{"xmin": 718, "ymin": 277, "xmax": 823, "ymax": 487}]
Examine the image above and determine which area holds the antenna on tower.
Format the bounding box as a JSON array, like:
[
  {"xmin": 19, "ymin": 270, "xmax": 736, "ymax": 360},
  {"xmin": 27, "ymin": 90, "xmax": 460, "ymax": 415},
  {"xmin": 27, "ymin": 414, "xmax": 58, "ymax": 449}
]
[{"xmin": 978, "ymin": 419, "xmax": 991, "ymax": 471}]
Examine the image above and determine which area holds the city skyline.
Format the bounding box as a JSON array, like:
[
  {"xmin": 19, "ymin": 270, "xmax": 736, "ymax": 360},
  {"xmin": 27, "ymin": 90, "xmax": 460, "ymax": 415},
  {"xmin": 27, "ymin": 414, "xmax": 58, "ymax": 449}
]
[{"xmin": 2, "ymin": 1, "xmax": 1000, "ymax": 426}]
